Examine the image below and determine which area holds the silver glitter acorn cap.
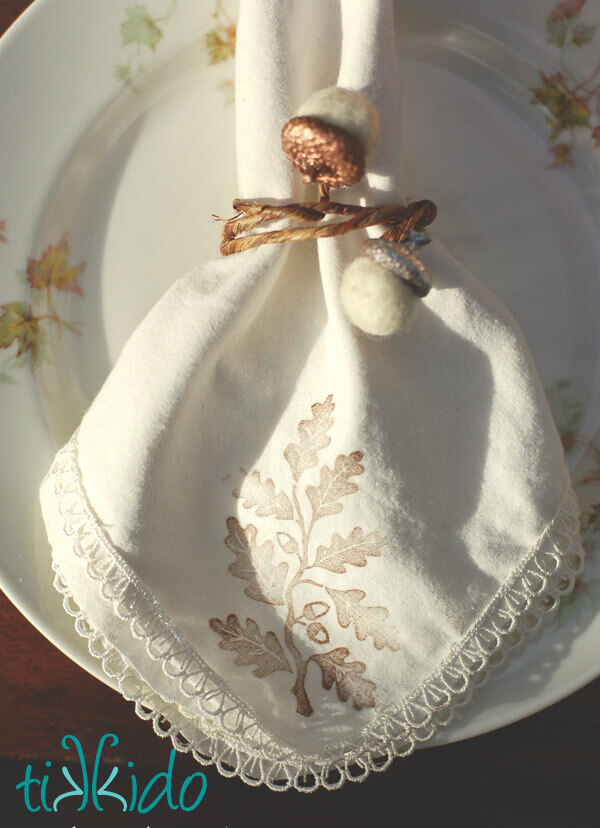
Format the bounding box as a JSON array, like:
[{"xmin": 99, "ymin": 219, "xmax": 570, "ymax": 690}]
[{"xmin": 362, "ymin": 231, "xmax": 432, "ymax": 298}]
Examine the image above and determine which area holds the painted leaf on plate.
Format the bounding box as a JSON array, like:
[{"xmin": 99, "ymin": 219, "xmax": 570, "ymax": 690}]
[
  {"xmin": 26, "ymin": 236, "xmax": 85, "ymax": 296},
  {"xmin": 209, "ymin": 614, "xmax": 291, "ymax": 678},
  {"xmin": 120, "ymin": 5, "xmax": 163, "ymax": 52},
  {"xmin": 0, "ymin": 302, "xmax": 43, "ymax": 362},
  {"xmin": 205, "ymin": 23, "xmax": 236, "ymax": 64}
]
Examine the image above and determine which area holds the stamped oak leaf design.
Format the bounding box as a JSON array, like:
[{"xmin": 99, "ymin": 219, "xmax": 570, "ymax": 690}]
[
  {"xmin": 326, "ymin": 587, "xmax": 401, "ymax": 652},
  {"xmin": 314, "ymin": 527, "xmax": 384, "ymax": 573},
  {"xmin": 211, "ymin": 394, "xmax": 393, "ymax": 717},
  {"xmin": 310, "ymin": 648, "xmax": 376, "ymax": 711},
  {"xmin": 284, "ymin": 394, "xmax": 335, "ymax": 481},
  {"xmin": 226, "ymin": 517, "xmax": 288, "ymax": 605},
  {"xmin": 210, "ymin": 614, "xmax": 291, "ymax": 678},
  {"xmin": 306, "ymin": 451, "xmax": 364, "ymax": 521},
  {"xmin": 234, "ymin": 470, "xmax": 293, "ymax": 520}
]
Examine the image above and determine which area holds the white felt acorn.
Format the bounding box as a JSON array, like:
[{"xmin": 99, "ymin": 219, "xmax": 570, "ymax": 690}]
[
  {"xmin": 340, "ymin": 232, "xmax": 432, "ymax": 337},
  {"xmin": 281, "ymin": 86, "xmax": 380, "ymax": 189}
]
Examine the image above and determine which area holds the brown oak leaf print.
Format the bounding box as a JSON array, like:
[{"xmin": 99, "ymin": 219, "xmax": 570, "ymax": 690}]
[
  {"xmin": 211, "ymin": 394, "xmax": 395, "ymax": 717},
  {"xmin": 314, "ymin": 528, "xmax": 383, "ymax": 573},
  {"xmin": 234, "ymin": 470, "xmax": 293, "ymax": 520},
  {"xmin": 210, "ymin": 615, "xmax": 292, "ymax": 677},
  {"xmin": 284, "ymin": 394, "xmax": 335, "ymax": 481},
  {"xmin": 325, "ymin": 587, "xmax": 401, "ymax": 651},
  {"xmin": 311, "ymin": 648, "xmax": 376, "ymax": 711},
  {"xmin": 306, "ymin": 452, "xmax": 364, "ymax": 521},
  {"xmin": 226, "ymin": 517, "xmax": 288, "ymax": 605}
]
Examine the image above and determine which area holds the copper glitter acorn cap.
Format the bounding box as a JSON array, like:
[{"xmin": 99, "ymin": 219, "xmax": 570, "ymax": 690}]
[{"xmin": 281, "ymin": 116, "xmax": 366, "ymax": 189}]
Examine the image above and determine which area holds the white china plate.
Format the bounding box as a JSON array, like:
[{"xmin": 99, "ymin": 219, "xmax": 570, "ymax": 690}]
[{"xmin": 1, "ymin": 0, "xmax": 600, "ymax": 749}]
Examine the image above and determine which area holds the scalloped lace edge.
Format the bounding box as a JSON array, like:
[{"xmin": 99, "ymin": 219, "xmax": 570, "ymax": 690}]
[{"xmin": 46, "ymin": 436, "xmax": 585, "ymax": 792}]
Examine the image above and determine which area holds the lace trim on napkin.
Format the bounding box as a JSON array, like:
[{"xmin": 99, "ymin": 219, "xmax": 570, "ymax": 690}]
[{"xmin": 46, "ymin": 433, "xmax": 584, "ymax": 792}]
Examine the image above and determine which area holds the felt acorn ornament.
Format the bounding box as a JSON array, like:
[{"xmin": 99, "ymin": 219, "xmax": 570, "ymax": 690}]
[
  {"xmin": 340, "ymin": 232, "xmax": 432, "ymax": 336},
  {"xmin": 281, "ymin": 87, "xmax": 380, "ymax": 189},
  {"xmin": 222, "ymin": 88, "xmax": 437, "ymax": 335}
]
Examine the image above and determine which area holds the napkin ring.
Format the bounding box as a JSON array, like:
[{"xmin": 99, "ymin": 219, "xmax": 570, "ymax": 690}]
[{"xmin": 218, "ymin": 86, "xmax": 437, "ymax": 337}]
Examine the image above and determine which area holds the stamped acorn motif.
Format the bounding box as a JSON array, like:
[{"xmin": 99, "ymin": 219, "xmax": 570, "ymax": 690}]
[{"xmin": 281, "ymin": 87, "xmax": 380, "ymax": 189}]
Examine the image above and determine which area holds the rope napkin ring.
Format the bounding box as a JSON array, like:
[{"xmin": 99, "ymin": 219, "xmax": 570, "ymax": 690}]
[{"xmin": 218, "ymin": 86, "xmax": 438, "ymax": 337}]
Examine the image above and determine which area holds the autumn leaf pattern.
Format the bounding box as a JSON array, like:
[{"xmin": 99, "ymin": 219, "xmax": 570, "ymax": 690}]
[
  {"xmin": 531, "ymin": 1, "xmax": 600, "ymax": 167},
  {"xmin": 0, "ymin": 303, "xmax": 44, "ymax": 363},
  {"xmin": 115, "ymin": 2, "xmax": 177, "ymax": 91},
  {"xmin": 121, "ymin": 4, "xmax": 164, "ymax": 52},
  {"xmin": 211, "ymin": 394, "xmax": 392, "ymax": 717},
  {"xmin": 204, "ymin": 0, "xmax": 236, "ymax": 66},
  {"xmin": 0, "ymin": 235, "xmax": 85, "ymax": 383},
  {"xmin": 26, "ymin": 236, "xmax": 84, "ymax": 296},
  {"xmin": 114, "ymin": 1, "xmax": 236, "ymax": 99}
]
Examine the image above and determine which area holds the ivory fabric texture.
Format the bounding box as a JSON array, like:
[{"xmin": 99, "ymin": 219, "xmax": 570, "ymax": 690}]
[{"xmin": 40, "ymin": 0, "xmax": 584, "ymax": 791}]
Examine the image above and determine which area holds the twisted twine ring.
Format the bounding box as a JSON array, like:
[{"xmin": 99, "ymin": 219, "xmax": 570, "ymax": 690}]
[{"xmin": 218, "ymin": 198, "xmax": 437, "ymax": 256}]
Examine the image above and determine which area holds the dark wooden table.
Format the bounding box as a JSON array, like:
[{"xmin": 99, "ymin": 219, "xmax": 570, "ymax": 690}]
[{"xmin": 1, "ymin": 1, "xmax": 599, "ymax": 824}]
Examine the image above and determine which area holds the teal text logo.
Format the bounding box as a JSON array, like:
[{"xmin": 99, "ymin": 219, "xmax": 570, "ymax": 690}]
[{"xmin": 16, "ymin": 734, "xmax": 207, "ymax": 814}]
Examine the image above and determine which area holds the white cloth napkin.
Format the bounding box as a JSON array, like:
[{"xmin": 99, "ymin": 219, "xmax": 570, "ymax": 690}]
[{"xmin": 40, "ymin": 0, "xmax": 583, "ymax": 791}]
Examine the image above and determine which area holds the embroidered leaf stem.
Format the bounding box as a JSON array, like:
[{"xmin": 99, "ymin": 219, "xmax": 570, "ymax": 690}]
[{"xmin": 211, "ymin": 394, "xmax": 392, "ymax": 717}]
